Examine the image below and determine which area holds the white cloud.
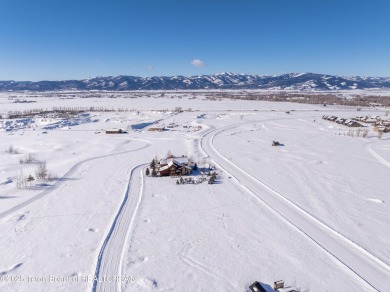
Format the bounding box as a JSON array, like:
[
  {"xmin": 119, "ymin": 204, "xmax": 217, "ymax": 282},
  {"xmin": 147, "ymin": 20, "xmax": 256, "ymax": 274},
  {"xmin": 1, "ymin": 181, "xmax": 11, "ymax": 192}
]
[
  {"xmin": 147, "ymin": 65, "xmax": 154, "ymax": 71},
  {"xmin": 191, "ymin": 59, "xmax": 206, "ymax": 67}
]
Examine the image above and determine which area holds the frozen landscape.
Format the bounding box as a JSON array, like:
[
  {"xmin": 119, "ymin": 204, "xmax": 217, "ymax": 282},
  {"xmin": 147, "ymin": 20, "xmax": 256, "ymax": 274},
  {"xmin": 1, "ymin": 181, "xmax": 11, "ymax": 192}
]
[{"xmin": 0, "ymin": 92, "xmax": 389, "ymax": 292}]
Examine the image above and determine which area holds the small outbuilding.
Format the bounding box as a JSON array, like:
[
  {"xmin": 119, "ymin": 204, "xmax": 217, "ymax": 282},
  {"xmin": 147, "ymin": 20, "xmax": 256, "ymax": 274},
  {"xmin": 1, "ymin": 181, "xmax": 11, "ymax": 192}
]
[
  {"xmin": 148, "ymin": 127, "xmax": 165, "ymax": 132},
  {"xmin": 249, "ymin": 281, "xmax": 267, "ymax": 292},
  {"xmin": 105, "ymin": 129, "xmax": 123, "ymax": 134}
]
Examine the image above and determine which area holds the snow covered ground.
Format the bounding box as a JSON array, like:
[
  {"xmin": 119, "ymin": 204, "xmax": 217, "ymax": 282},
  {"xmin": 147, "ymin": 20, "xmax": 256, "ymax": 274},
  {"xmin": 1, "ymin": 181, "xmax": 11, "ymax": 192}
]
[{"xmin": 0, "ymin": 93, "xmax": 389, "ymax": 291}]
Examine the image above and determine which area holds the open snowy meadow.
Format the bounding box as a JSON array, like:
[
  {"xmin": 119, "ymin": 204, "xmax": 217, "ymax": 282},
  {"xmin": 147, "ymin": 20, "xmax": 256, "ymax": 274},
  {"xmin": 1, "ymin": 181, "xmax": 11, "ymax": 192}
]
[{"xmin": 0, "ymin": 92, "xmax": 389, "ymax": 292}]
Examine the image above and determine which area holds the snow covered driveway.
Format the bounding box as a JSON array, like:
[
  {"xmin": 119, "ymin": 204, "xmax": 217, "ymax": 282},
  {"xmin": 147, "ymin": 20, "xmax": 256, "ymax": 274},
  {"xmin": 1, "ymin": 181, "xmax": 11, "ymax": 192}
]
[{"xmin": 93, "ymin": 164, "xmax": 146, "ymax": 292}]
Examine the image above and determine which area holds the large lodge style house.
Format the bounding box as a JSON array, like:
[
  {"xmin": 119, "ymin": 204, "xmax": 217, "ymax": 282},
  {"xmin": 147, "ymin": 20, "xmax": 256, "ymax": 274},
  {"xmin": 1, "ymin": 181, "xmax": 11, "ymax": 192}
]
[{"xmin": 157, "ymin": 155, "xmax": 193, "ymax": 177}]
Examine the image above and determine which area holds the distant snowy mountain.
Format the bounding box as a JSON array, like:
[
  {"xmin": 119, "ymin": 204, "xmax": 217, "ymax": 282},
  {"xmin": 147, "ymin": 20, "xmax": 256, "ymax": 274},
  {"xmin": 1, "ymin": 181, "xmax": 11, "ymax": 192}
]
[{"xmin": 1, "ymin": 73, "xmax": 390, "ymax": 91}]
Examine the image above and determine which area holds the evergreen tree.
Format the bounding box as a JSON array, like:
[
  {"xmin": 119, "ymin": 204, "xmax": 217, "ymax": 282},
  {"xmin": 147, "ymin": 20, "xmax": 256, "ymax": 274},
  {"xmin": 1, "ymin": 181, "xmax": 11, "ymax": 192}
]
[
  {"xmin": 145, "ymin": 168, "xmax": 150, "ymax": 176},
  {"xmin": 150, "ymin": 159, "xmax": 156, "ymax": 169}
]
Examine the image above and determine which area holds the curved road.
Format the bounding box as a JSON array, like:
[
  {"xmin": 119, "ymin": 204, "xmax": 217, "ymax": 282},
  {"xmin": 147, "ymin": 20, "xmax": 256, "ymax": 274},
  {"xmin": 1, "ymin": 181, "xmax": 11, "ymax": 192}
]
[
  {"xmin": 201, "ymin": 123, "xmax": 390, "ymax": 291},
  {"xmin": 93, "ymin": 164, "xmax": 146, "ymax": 292}
]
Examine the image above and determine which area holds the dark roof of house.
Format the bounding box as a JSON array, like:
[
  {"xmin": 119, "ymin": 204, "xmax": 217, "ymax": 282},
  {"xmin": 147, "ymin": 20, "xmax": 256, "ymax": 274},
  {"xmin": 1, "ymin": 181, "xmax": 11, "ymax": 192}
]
[{"xmin": 249, "ymin": 281, "xmax": 267, "ymax": 292}]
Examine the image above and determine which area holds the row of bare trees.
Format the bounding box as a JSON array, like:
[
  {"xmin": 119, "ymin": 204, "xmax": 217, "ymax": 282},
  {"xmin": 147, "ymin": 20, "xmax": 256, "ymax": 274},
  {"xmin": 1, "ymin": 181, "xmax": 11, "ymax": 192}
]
[
  {"xmin": 6, "ymin": 106, "xmax": 139, "ymax": 119},
  {"xmin": 204, "ymin": 92, "xmax": 390, "ymax": 107},
  {"xmin": 344, "ymin": 129, "xmax": 384, "ymax": 139}
]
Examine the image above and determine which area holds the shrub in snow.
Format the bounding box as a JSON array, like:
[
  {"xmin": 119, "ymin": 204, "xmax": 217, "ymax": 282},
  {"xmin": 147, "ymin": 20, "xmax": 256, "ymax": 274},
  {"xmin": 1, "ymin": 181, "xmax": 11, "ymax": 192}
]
[
  {"xmin": 6, "ymin": 145, "xmax": 19, "ymax": 154},
  {"xmin": 35, "ymin": 162, "xmax": 48, "ymax": 180},
  {"xmin": 19, "ymin": 153, "xmax": 36, "ymax": 164}
]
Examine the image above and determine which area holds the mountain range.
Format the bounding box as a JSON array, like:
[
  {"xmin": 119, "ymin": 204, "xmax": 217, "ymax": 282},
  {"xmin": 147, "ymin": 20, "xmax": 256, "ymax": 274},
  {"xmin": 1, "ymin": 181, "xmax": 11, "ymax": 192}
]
[{"xmin": 1, "ymin": 73, "xmax": 390, "ymax": 91}]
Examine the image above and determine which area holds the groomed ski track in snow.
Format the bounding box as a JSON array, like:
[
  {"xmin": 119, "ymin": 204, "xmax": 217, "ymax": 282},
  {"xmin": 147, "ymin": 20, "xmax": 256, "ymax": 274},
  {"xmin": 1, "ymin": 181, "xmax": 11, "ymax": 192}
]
[
  {"xmin": 201, "ymin": 122, "xmax": 390, "ymax": 292},
  {"xmin": 93, "ymin": 164, "xmax": 146, "ymax": 292}
]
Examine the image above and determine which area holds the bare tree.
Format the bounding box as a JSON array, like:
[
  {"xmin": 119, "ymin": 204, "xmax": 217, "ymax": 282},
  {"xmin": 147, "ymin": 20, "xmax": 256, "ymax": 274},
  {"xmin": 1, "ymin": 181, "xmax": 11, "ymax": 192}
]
[
  {"xmin": 15, "ymin": 171, "xmax": 27, "ymax": 189},
  {"xmin": 35, "ymin": 162, "xmax": 48, "ymax": 180}
]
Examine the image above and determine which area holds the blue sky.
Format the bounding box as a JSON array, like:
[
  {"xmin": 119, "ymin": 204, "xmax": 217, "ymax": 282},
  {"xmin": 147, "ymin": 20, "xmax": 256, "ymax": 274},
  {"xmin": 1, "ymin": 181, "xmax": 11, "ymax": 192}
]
[{"xmin": 1, "ymin": 0, "xmax": 389, "ymax": 80}]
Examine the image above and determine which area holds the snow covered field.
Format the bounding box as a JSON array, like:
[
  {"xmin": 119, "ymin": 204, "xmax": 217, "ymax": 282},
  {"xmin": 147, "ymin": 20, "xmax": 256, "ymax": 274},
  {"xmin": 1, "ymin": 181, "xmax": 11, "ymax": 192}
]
[{"xmin": 0, "ymin": 93, "xmax": 389, "ymax": 291}]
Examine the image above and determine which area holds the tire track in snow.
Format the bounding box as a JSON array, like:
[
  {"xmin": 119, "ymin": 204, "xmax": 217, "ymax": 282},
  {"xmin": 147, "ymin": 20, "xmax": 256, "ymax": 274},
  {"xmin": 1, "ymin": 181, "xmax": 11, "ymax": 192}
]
[
  {"xmin": 200, "ymin": 122, "xmax": 390, "ymax": 292},
  {"xmin": 92, "ymin": 164, "xmax": 146, "ymax": 292},
  {"xmin": 0, "ymin": 141, "xmax": 150, "ymax": 221},
  {"xmin": 365, "ymin": 142, "xmax": 390, "ymax": 169}
]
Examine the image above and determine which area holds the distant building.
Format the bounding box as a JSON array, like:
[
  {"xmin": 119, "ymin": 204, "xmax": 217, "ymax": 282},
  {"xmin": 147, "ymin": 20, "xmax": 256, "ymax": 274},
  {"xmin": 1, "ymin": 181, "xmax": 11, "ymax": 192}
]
[
  {"xmin": 249, "ymin": 282, "xmax": 267, "ymax": 292},
  {"xmin": 346, "ymin": 121, "xmax": 362, "ymax": 127},
  {"xmin": 148, "ymin": 127, "xmax": 165, "ymax": 132},
  {"xmin": 105, "ymin": 129, "xmax": 123, "ymax": 134}
]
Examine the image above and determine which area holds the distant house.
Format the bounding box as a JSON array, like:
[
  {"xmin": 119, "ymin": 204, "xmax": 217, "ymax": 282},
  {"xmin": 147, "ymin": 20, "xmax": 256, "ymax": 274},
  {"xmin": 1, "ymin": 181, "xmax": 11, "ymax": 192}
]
[
  {"xmin": 346, "ymin": 121, "xmax": 362, "ymax": 127},
  {"xmin": 166, "ymin": 123, "xmax": 177, "ymax": 128},
  {"xmin": 364, "ymin": 117, "xmax": 377, "ymax": 124},
  {"xmin": 343, "ymin": 119, "xmax": 352, "ymax": 125},
  {"xmin": 376, "ymin": 125, "xmax": 386, "ymax": 132},
  {"xmin": 336, "ymin": 118, "xmax": 346, "ymax": 124},
  {"xmin": 324, "ymin": 115, "xmax": 337, "ymax": 121},
  {"xmin": 105, "ymin": 129, "xmax": 123, "ymax": 134},
  {"xmin": 148, "ymin": 127, "xmax": 165, "ymax": 132}
]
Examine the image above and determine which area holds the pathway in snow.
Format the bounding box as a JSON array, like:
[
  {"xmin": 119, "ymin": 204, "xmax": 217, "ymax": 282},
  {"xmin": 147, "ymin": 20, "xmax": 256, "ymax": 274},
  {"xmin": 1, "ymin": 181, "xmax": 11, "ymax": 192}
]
[
  {"xmin": 0, "ymin": 141, "xmax": 150, "ymax": 222},
  {"xmin": 93, "ymin": 164, "xmax": 146, "ymax": 292},
  {"xmin": 365, "ymin": 142, "xmax": 390, "ymax": 169},
  {"xmin": 201, "ymin": 122, "xmax": 390, "ymax": 292}
]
